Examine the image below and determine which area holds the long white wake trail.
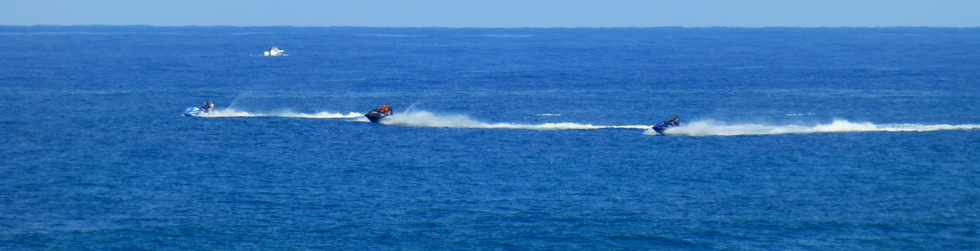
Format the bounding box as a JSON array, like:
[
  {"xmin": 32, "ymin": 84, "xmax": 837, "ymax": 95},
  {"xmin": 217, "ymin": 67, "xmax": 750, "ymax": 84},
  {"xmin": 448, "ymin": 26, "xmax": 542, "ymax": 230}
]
[
  {"xmin": 381, "ymin": 111, "xmax": 649, "ymax": 130},
  {"xmin": 196, "ymin": 109, "xmax": 980, "ymax": 136},
  {"xmin": 652, "ymin": 119, "xmax": 980, "ymax": 136},
  {"xmin": 198, "ymin": 108, "xmax": 363, "ymax": 119}
]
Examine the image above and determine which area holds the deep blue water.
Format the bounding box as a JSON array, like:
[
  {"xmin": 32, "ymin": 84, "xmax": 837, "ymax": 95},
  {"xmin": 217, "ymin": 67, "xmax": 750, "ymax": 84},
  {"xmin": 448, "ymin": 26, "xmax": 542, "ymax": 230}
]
[{"xmin": 2, "ymin": 27, "xmax": 979, "ymax": 250}]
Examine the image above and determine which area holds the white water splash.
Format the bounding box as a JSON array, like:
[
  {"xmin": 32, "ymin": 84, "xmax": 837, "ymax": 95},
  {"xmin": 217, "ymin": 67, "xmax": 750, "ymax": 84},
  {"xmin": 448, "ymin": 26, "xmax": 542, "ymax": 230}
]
[
  {"xmin": 198, "ymin": 108, "xmax": 362, "ymax": 119},
  {"xmin": 647, "ymin": 119, "xmax": 980, "ymax": 136},
  {"xmin": 381, "ymin": 111, "xmax": 649, "ymax": 130}
]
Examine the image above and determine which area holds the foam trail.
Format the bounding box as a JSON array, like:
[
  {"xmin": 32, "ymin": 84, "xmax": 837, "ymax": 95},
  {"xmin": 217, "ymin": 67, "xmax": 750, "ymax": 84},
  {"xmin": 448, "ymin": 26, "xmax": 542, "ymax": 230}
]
[
  {"xmin": 381, "ymin": 111, "xmax": 649, "ymax": 130},
  {"xmin": 276, "ymin": 111, "xmax": 364, "ymax": 119},
  {"xmin": 198, "ymin": 108, "xmax": 254, "ymax": 118},
  {"xmin": 648, "ymin": 119, "xmax": 980, "ymax": 136},
  {"xmin": 198, "ymin": 108, "xmax": 362, "ymax": 119}
]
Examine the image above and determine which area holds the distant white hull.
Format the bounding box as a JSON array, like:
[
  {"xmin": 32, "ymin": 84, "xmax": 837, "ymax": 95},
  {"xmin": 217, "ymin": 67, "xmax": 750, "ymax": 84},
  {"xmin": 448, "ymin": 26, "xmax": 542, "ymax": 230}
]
[{"xmin": 263, "ymin": 47, "xmax": 287, "ymax": 57}]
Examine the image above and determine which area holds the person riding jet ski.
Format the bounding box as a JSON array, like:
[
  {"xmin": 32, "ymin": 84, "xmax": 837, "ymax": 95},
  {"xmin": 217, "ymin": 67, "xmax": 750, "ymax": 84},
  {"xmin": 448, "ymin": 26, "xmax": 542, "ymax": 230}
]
[
  {"xmin": 379, "ymin": 104, "xmax": 392, "ymax": 116},
  {"xmin": 365, "ymin": 104, "xmax": 392, "ymax": 123},
  {"xmin": 201, "ymin": 100, "xmax": 215, "ymax": 113}
]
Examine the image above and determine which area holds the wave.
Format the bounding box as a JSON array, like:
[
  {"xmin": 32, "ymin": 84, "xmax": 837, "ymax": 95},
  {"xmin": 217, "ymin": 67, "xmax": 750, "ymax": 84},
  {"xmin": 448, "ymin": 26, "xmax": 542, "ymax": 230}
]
[
  {"xmin": 356, "ymin": 33, "xmax": 421, "ymax": 38},
  {"xmin": 381, "ymin": 111, "xmax": 649, "ymax": 130},
  {"xmin": 477, "ymin": 34, "xmax": 536, "ymax": 38},
  {"xmin": 535, "ymin": 113, "xmax": 562, "ymax": 117},
  {"xmin": 198, "ymin": 108, "xmax": 362, "ymax": 119},
  {"xmin": 648, "ymin": 119, "xmax": 980, "ymax": 136},
  {"xmin": 784, "ymin": 113, "xmax": 815, "ymax": 117}
]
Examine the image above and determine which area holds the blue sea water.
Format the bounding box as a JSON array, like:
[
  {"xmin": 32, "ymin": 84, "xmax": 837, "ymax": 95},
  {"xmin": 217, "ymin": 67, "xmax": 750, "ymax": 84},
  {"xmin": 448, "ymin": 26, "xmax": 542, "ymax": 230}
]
[{"xmin": 1, "ymin": 26, "xmax": 979, "ymax": 250}]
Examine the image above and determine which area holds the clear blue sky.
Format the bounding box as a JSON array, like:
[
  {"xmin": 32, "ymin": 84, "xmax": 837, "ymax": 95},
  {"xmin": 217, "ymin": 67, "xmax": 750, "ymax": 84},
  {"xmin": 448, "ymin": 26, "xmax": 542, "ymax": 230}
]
[{"xmin": 4, "ymin": 0, "xmax": 979, "ymax": 27}]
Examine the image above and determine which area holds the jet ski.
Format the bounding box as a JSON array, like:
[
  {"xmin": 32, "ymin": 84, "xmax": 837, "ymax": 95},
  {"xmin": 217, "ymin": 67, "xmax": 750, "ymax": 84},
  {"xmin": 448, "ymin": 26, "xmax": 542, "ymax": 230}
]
[
  {"xmin": 652, "ymin": 115, "xmax": 680, "ymax": 135},
  {"xmin": 184, "ymin": 106, "xmax": 205, "ymax": 117},
  {"xmin": 365, "ymin": 110, "xmax": 387, "ymax": 123},
  {"xmin": 263, "ymin": 47, "xmax": 287, "ymax": 57},
  {"xmin": 365, "ymin": 104, "xmax": 393, "ymax": 123},
  {"xmin": 184, "ymin": 101, "xmax": 215, "ymax": 117}
]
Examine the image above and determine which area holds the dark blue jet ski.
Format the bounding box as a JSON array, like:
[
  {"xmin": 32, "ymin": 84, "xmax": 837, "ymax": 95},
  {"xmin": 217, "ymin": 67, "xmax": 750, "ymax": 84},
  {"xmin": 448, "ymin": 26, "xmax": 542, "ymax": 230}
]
[
  {"xmin": 365, "ymin": 104, "xmax": 393, "ymax": 123},
  {"xmin": 365, "ymin": 110, "xmax": 387, "ymax": 123},
  {"xmin": 652, "ymin": 115, "xmax": 680, "ymax": 135}
]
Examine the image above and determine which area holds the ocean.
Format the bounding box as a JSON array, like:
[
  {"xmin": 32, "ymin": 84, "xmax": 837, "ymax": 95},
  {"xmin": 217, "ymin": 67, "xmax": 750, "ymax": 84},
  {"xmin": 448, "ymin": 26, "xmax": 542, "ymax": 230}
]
[{"xmin": 1, "ymin": 26, "xmax": 979, "ymax": 250}]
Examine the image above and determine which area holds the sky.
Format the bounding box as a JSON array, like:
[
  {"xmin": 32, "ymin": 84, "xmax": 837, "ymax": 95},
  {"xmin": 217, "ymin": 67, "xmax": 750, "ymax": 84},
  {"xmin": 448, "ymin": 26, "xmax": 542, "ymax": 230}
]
[{"xmin": 4, "ymin": 0, "xmax": 980, "ymax": 27}]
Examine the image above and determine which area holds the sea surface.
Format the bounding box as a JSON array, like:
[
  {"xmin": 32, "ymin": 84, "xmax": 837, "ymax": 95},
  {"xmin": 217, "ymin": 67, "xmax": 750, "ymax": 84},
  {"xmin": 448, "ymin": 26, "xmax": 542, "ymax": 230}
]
[{"xmin": 1, "ymin": 26, "xmax": 979, "ymax": 250}]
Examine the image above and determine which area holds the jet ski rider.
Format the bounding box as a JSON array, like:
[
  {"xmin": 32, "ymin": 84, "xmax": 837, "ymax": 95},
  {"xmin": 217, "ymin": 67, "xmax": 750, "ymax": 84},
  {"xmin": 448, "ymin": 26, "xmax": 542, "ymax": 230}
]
[
  {"xmin": 378, "ymin": 104, "xmax": 392, "ymax": 116},
  {"xmin": 201, "ymin": 100, "xmax": 215, "ymax": 113}
]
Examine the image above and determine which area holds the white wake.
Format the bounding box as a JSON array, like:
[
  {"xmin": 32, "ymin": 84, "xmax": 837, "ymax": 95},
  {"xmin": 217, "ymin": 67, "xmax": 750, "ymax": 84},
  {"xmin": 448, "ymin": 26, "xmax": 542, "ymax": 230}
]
[
  {"xmin": 648, "ymin": 119, "xmax": 980, "ymax": 136},
  {"xmin": 198, "ymin": 108, "xmax": 363, "ymax": 119},
  {"xmin": 193, "ymin": 109, "xmax": 980, "ymax": 136},
  {"xmin": 380, "ymin": 111, "xmax": 649, "ymax": 130}
]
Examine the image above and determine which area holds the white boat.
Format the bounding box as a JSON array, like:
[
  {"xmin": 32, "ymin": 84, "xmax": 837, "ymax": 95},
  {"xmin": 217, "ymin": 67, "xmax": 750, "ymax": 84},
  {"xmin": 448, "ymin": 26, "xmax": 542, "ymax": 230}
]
[{"xmin": 263, "ymin": 47, "xmax": 287, "ymax": 57}]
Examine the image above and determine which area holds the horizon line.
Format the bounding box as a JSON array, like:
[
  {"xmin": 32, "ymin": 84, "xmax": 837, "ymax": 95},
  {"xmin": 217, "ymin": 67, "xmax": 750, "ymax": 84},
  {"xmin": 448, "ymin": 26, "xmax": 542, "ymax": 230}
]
[{"xmin": 2, "ymin": 24, "xmax": 980, "ymax": 29}]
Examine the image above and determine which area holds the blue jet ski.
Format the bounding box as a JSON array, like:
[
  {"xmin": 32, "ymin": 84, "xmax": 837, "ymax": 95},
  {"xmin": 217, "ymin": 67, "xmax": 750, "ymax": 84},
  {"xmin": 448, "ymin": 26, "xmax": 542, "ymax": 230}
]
[
  {"xmin": 365, "ymin": 110, "xmax": 389, "ymax": 123},
  {"xmin": 365, "ymin": 104, "xmax": 393, "ymax": 123},
  {"xmin": 652, "ymin": 115, "xmax": 680, "ymax": 135},
  {"xmin": 184, "ymin": 106, "xmax": 205, "ymax": 117},
  {"xmin": 184, "ymin": 101, "xmax": 215, "ymax": 117}
]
